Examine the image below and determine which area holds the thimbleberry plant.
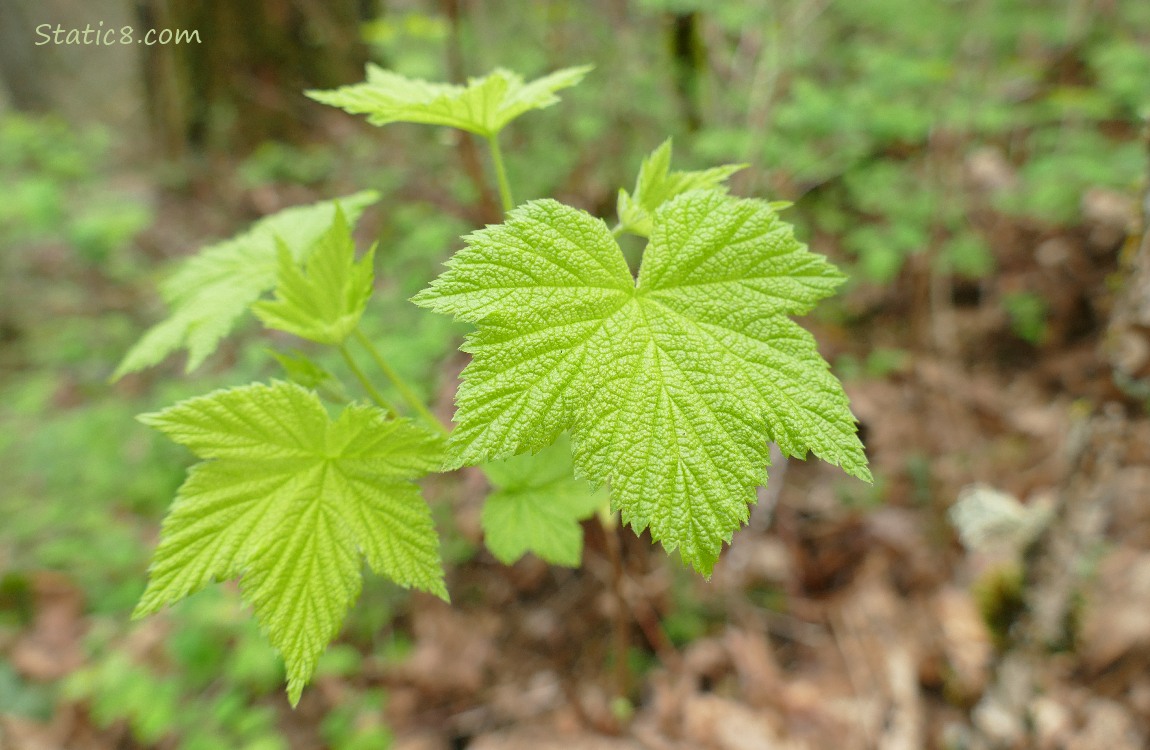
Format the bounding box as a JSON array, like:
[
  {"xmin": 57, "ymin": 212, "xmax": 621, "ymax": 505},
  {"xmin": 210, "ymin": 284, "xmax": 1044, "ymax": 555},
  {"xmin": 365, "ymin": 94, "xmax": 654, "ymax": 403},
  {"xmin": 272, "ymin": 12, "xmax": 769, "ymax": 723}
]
[{"xmin": 119, "ymin": 64, "xmax": 870, "ymax": 704}]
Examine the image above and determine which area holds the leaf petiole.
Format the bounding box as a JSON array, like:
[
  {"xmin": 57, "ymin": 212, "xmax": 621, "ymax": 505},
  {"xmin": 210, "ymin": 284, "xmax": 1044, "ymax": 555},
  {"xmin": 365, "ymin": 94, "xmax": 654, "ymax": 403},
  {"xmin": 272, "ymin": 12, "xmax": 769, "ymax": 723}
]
[
  {"xmin": 339, "ymin": 343, "xmax": 397, "ymax": 415},
  {"xmin": 487, "ymin": 134, "xmax": 514, "ymax": 213},
  {"xmin": 352, "ymin": 329, "xmax": 448, "ymax": 435}
]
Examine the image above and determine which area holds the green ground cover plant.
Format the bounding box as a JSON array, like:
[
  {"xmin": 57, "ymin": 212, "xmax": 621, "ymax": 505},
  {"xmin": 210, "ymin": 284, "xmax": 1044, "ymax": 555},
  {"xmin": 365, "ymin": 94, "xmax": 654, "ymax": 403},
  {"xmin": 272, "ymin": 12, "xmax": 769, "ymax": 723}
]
[
  {"xmin": 685, "ymin": 0, "xmax": 1148, "ymax": 356},
  {"xmin": 116, "ymin": 64, "xmax": 870, "ymax": 705},
  {"xmin": 0, "ymin": 115, "xmax": 152, "ymax": 270}
]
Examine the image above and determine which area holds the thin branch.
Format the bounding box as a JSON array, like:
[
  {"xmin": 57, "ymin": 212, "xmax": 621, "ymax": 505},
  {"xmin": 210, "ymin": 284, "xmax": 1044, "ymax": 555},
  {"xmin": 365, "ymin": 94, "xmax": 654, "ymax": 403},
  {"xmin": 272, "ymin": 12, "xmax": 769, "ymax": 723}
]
[{"xmin": 600, "ymin": 513, "xmax": 632, "ymax": 703}]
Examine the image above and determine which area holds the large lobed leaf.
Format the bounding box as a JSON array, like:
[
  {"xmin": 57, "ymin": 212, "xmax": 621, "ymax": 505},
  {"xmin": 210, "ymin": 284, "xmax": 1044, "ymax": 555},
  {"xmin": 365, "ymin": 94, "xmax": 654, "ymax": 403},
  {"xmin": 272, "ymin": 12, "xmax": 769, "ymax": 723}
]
[
  {"xmin": 415, "ymin": 191, "xmax": 870, "ymax": 575},
  {"xmin": 307, "ymin": 65, "xmax": 592, "ymax": 138},
  {"xmin": 134, "ymin": 381, "xmax": 447, "ymax": 704},
  {"xmin": 113, "ymin": 192, "xmax": 379, "ymax": 379}
]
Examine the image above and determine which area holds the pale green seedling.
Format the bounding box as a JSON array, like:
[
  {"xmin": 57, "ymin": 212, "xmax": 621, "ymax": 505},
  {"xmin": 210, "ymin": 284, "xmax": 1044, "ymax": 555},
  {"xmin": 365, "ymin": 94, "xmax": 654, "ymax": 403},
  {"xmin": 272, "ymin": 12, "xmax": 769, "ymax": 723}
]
[{"xmin": 123, "ymin": 65, "xmax": 869, "ymax": 703}]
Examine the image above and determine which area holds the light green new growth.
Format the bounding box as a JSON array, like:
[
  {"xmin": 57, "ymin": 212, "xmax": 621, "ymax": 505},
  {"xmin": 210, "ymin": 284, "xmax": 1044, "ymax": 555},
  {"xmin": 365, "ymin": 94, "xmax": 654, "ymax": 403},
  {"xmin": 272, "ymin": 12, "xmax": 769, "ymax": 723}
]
[
  {"xmin": 270, "ymin": 349, "xmax": 351, "ymax": 404},
  {"xmin": 307, "ymin": 65, "xmax": 592, "ymax": 138},
  {"xmin": 415, "ymin": 190, "xmax": 871, "ymax": 575},
  {"xmin": 134, "ymin": 381, "xmax": 448, "ymax": 705},
  {"xmin": 252, "ymin": 209, "xmax": 375, "ymax": 346},
  {"xmin": 616, "ymin": 139, "xmax": 745, "ymax": 237},
  {"xmin": 481, "ymin": 436, "xmax": 608, "ymax": 567},
  {"xmin": 113, "ymin": 192, "xmax": 378, "ymax": 379}
]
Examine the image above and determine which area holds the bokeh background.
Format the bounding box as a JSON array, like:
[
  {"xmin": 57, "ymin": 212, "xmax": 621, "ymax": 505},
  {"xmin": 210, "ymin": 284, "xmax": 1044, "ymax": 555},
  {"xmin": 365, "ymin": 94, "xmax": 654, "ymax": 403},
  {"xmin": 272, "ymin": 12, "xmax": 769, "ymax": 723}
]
[{"xmin": 2, "ymin": 1, "xmax": 1150, "ymax": 748}]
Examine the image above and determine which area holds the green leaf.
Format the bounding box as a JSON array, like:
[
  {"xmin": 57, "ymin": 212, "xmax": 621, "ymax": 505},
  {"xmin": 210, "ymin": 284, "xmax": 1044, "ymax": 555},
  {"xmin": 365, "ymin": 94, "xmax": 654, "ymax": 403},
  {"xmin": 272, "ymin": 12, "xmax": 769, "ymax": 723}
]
[
  {"xmin": 617, "ymin": 139, "xmax": 745, "ymax": 237},
  {"xmin": 113, "ymin": 192, "xmax": 379, "ymax": 379},
  {"xmin": 415, "ymin": 191, "xmax": 869, "ymax": 575},
  {"xmin": 481, "ymin": 436, "xmax": 607, "ymax": 567},
  {"xmin": 270, "ymin": 350, "xmax": 351, "ymax": 404},
  {"xmin": 307, "ymin": 65, "xmax": 592, "ymax": 138},
  {"xmin": 252, "ymin": 209, "xmax": 375, "ymax": 345},
  {"xmin": 134, "ymin": 381, "xmax": 447, "ymax": 705}
]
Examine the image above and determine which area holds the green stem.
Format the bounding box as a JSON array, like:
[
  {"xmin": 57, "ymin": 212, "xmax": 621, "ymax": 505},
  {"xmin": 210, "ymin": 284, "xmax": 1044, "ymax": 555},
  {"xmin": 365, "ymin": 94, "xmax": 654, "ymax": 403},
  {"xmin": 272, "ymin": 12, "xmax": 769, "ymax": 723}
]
[
  {"xmin": 353, "ymin": 329, "xmax": 447, "ymax": 434},
  {"xmin": 339, "ymin": 344, "xmax": 397, "ymax": 415},
  {"xmin": 611, "ymin": 223, "xmax": 626, "ymax": 238},
  {"xmin": 487, "ymin": 134, "xmax": 514, "ymax": 213}
]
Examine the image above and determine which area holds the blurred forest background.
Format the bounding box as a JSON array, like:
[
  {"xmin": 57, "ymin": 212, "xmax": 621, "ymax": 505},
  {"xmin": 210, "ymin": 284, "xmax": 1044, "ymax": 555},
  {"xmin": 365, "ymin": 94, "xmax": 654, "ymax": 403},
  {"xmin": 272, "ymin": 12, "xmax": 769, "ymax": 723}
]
[{"xmin": 2, "ymin": 0, "xmax": 1150, "ymax": 748}]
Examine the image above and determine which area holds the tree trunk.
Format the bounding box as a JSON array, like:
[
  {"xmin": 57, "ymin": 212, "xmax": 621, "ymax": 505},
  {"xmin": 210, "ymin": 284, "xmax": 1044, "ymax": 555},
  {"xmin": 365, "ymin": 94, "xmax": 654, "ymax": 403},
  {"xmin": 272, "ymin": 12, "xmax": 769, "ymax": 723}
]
[
  {"xmin": 0, "ymin": 0, "xmax": 51, "ymax": 111},
  {"xmin": 135, "ymin": 0, "xmax": 376, "ymax": 160}
]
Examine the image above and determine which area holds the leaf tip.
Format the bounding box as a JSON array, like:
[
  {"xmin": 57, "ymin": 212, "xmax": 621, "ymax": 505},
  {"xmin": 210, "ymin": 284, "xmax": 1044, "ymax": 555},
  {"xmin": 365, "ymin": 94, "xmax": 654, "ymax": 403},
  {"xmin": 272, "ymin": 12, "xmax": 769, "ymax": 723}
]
[
  {"xmin": 287, "ymin": 680, "xmax": 304, "ymax": 708},
  {"xmin": 135, "ymin": 410, "xmax": 162, "ymax": 428},
  {"xmin": 430, "ymin": 581, "xmax": 451, "ymax": 604},
  {"xmin": 684, "ymin": 550, "xmax": 717, "ymax": 580},
  {"xmin": 409, "ymin": 286, "xmax": 437, "ymax": 309},
  {"xmin": 130, "ymin": 603, "xmax": 155, "ymax": 621},
  {"xmin": 131, "ymin": 587, "xmax": 165, "ymax": 620}
]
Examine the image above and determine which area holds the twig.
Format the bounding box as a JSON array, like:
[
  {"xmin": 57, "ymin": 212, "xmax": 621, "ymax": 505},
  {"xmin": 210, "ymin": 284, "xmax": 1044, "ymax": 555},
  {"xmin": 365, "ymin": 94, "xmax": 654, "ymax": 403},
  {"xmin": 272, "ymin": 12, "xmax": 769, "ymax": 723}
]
[
  {"xmin": 600, "ymin": 513, "xmax": 632, "ymax": 703},
  {"xmin": 626, "ymin": 578, "xmax": 681, "ymax": 670}
]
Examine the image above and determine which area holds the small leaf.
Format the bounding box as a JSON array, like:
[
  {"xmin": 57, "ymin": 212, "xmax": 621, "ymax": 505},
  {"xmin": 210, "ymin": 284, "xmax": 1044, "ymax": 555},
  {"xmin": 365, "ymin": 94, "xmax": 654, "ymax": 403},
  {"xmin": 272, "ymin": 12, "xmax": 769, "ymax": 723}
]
[
  {"xmin": 307, "ymin": 65, "xmax": 592, "ymax": 138},
  {"xmin": 134, "ymin": 381, "xmax": 447, "ymax": 705},
  {"xmin": 113, "ymin": 192, "xmax": 378, "ymax": 379},
  {"xmin": 252, "ymin": 209, "xmax": 376, "ymax": 345},
  {"xmin": 415, "ymin": 191, "xmax": 869, "ymax": 576},
  {"xmin": 616, "ymin": 139, "xmax": 745, "ymax": 236},
  {"xmin": 270, "ymin": 350, "xmax": 351, "ymax": 404},
  {"xmin": 481, "ymin": 436, "xmax": 607, "ymax": 567}
]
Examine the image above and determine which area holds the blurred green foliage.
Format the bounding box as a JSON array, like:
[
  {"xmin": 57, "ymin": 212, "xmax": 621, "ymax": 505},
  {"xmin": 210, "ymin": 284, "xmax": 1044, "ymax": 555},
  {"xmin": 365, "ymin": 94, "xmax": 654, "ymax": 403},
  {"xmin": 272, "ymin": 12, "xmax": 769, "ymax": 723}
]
[
  {"xmin": 690, "ymin": 0, "xmax": 1147, "ymax": 310},
  {"xmin": 239, "ymin": 142, "xmax": 338, "ymax": 188},
  {"xmin": 1002, "ymin": 290, "xmax": 1050, "ymax": 344},
  {"xmin": 319, "ymin": 688, "xmax": 393, "ymax": 750},
  {"xmin": 0, "ymin": 115, "xmax": 152, "ymax": 270},
  {"xmin": 64, "ymin": 591, "xmax": 288, "ymax": 749},
  {"xmin": 997, "ymin": 129, "xmax": 1143, "ymax": 224},
  {"xmin": 835, "ymin": 348, "xmax": 913, "ymax": 382}
]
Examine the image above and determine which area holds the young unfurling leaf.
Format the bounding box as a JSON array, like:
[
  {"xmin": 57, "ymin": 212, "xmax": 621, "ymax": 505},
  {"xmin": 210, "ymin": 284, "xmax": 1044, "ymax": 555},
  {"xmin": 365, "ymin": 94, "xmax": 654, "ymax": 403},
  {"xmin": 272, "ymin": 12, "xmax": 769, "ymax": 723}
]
[
  {"xmin": 307, "ymin": 65, "xmax": 592, "ymax": 138},
  {"xmin": 616, "ymin": 139, "xmax": 745, "ymax": 237},
  {"xmin": 252, "ymin": 209, "xmax": 375, "ymax": 346},
  {"xmin": 270, "ymin": 349, "xmax": 352, "ymax": 404},
  {"xmin": 113, "ymin": 192, "xmax": 378, "ymax": 379},
  {"xmin": 415, "ymin": 190, "xmax": 870, "ymax": 575},
  {"xmin": 134, "ymin": 381, "xmax": 447, "ymax": 705}
]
